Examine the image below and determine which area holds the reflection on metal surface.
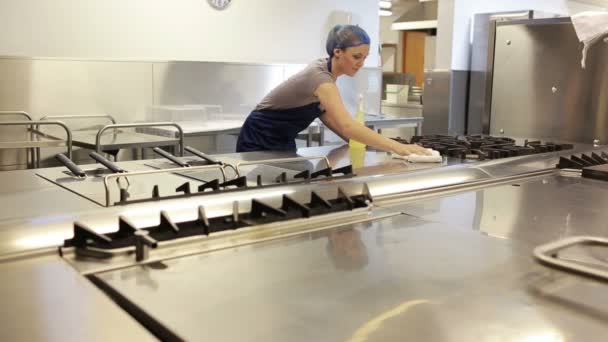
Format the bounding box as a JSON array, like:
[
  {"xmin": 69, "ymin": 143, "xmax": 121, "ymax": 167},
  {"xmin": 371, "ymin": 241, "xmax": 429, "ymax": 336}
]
[
  {"xmin": 348, "ymin": 299, "xmax": 434, "ymax": 342},
  {"xmin": 373, "ymin": 173, "xmax": 471, "ymax": 195},
  {"xmin": 380, "ymin": 171, "xmax": 608, "ymax": 249}
]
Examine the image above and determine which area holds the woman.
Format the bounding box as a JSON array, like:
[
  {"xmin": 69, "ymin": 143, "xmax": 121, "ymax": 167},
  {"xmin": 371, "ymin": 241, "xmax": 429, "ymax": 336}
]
[{"xmin": 237, "ymin": 25, "xmax": 429, "ymax": 156}]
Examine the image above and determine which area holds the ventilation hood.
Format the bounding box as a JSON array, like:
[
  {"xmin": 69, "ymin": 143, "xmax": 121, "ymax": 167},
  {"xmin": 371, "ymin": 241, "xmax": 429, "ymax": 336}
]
[{"xmin": 391, "ymin": 1, "xmax": 438, "ymax": 31}]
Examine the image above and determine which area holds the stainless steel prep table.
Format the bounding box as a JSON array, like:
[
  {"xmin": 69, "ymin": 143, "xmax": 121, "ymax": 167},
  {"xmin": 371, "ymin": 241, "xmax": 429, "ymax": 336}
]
[
  {"xmin": 69, "ymin": 123, "xmax": 183, "ymax": 155},
  {"xmin": 40, "ymin": 115, "xmax": 184, "ymax": 157},
  {"xmin": 139, "ymin": 119, "xmax": 327, "ymax": 147},
  {"xmin": 1, "ymin": 143, "xmax": 608, "ymax": 341},
  {"xmin": 0, "ymin": 112, "xmax": 72, "ymax": 169},
  {"xmin": 90, "ymin": 213, "xmax": 608, "ymax": 341},
  {"xmin": 139, "ymin": 120, "xmax": 243, "ymax": 137},
  {"xmin": 362, "ymin": 114, "xmax": 424, "ymax": 135}
]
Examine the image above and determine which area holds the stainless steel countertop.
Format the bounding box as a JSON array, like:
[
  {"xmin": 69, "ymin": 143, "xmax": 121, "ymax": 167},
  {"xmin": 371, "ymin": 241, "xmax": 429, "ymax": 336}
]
[
  {"xmin": 0, "ymin": 254, "xmax": 155, "ymax": 341},
  {"xmin": 92, "ymin": 213, "xmax": 608, "ymax": 341},
  {"xmin": 0, "ymin": 143, "xmax": 598, "ymax": 258},
  {"xmin": 2, "ymin": 143, "xmax": 608, "ymax": 340},
  {"xmin": 379, "ymin": 172, "xmax": 608, "ymax": 246},
  {"xmin": 0, "ymin": 144, "xmax": 454, "ymax": 257}
]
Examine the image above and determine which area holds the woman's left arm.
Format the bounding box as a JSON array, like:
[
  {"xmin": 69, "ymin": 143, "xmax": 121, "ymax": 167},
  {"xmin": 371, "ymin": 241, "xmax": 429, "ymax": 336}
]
[{"xmin": 315, "ymin": 82, "xmax": 429, "ymax": 156}]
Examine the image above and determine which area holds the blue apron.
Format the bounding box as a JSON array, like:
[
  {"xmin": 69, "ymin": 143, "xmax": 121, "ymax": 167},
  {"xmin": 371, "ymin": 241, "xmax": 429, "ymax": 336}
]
[{"xmin": 236, "ymin": 102, "xmax": 323, "ymax": 152}]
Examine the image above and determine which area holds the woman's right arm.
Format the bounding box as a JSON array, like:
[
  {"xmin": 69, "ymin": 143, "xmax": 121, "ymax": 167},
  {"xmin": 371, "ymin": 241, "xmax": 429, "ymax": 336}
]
[{"xmin": 315, "ymin": 82, "xmax": 430, "ymax": 156}]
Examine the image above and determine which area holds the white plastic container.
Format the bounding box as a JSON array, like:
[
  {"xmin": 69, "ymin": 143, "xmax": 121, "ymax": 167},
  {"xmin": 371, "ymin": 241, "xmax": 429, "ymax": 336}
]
[{"xmin": 385, "ymin": 84, "xmax": 409, "ymax": 104}]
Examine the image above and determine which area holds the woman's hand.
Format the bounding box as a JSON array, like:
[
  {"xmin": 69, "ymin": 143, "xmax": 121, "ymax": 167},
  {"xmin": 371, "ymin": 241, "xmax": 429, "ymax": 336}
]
[
  {"xmin": 315, "ymin": 83, "xmax": 434, "ymax": 156},
  {"xmin": 390, "ymin": 141, "xmax": 432, "ymax": 156}
]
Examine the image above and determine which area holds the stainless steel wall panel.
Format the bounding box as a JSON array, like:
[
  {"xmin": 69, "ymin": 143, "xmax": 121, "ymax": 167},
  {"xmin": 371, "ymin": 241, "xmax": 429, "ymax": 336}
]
[
  {"xmin": 152, "ymin": 62, "xmax": 285, "ymax": 115},
  {"xmin": 422, "ymin": 70, "xmax": 450, "ymax": 134},
  {"xmin": 448, "ymin": 70, "xmax": 469, "ymax": 135},
  {"xmin": 380, "ymin": 173, "xmax": 608, "ymax": 247},
  {"xmin": 152, "ymin": 62, "xmax": 382, "ymax": 117},
  {"xmin": 0, "ymin": 58, "xmax": 154, "ymax": 122},
  {"xmin": 468, "ymin": 11, "xmax": 541, "ymax": 135},
  {"xmin": 490, "ymin": 18, "xmax": 602, "ymax": 143}
]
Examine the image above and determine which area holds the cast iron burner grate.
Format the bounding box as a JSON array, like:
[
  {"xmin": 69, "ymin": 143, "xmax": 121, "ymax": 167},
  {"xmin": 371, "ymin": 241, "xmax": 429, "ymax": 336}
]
[
  {"xmin": 55, "ymin": 147, "xmax": 356, "ymax": 207},
  {"xmin": 114, "ymin": 163, "xmax": 355, "ymax": 206},
  {"xmin": 392, "ymin": 135, "xmax": 573, "ymax": 160},
  {"xmin": 61, "ymin": 187, "xmax": 371, "ymax": 259},
  {"xmin": 557, "ymin": 151, "xmax": 608, "ymax": 181}
]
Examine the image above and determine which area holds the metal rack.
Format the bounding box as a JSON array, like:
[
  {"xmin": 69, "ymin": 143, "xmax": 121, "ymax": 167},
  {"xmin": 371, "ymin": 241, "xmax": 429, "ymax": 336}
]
[
  {"xmin": 39, "ymin": 115, "xmax": 184, "ymax": 159},
  {"xmin": 0, "ymin": 111, "xmax": 72, "ymax": 168}
]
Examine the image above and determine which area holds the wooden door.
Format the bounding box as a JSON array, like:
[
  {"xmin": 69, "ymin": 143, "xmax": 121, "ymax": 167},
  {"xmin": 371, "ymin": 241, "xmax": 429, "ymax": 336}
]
[{"xmin": 402, "ymin": 31, "xmax": 427, "ymax": 87}]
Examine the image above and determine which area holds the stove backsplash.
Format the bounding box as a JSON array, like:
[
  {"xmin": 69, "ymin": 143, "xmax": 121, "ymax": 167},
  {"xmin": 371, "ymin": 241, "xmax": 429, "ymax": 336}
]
[{"xmin": 489, "ymin": 18, "xmax": 608, "ymax": 145}]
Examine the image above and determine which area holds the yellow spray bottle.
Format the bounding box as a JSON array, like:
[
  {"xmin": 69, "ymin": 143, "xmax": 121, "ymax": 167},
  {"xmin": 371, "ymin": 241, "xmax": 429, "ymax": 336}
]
[
  {"xmin": 349, "ymin": 94, "xmax": 366, "ymax": 149},
  {"xmin": 349, "ymin": 94, "xmax": 366, "ymax": 169}
]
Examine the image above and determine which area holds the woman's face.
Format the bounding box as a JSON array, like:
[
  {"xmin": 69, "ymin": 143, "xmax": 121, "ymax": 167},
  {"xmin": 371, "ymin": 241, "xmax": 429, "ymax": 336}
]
[{"xmin": 334, "ymin": 44, "xmax": 370, "ymax": 76}]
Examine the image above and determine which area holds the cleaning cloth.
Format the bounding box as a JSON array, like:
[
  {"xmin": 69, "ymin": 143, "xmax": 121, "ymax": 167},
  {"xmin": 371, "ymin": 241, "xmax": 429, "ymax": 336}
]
[
  {"xmin": 393, "ymin": 149, "xmax": 442, "ymax": 163},
  {"xmin": 572, "ymin": 11, "xmax": 608, "ymax": 68}
]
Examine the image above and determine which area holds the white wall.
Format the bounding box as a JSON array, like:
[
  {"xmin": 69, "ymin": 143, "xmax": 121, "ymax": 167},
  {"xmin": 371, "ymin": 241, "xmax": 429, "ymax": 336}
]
[
  {"xmin": 424, "ymin": 36, "xmax": 437, "ymax": 70},
  {"xmin": 0, "ymin": 0, "xmax": 379, "ymax": 66},
  {"xmin": 436, "ymin": 0, "xmax": 455, "ymax": 70}
]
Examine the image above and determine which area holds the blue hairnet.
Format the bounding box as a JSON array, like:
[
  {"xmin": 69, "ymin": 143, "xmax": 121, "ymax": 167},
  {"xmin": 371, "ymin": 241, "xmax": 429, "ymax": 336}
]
[{"xmin": 326, "ymin": 25, "xmax": 371, "ymax": 56}]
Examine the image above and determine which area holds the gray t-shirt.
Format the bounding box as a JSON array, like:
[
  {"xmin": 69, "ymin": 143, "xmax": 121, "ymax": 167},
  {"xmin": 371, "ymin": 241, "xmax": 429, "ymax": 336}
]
[{"xmin": 255, "ymin": 58, "xmax": 335, "ymax": 111}]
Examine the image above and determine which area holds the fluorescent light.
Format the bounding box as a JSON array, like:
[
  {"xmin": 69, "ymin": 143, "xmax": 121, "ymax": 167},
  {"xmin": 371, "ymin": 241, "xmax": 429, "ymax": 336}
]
[
  {"xmin": 379, "ymin": 9, "xmax": 393, "ymax": 16},
  {"xmin": 379, "ymin": 1, "xmax": 392, "ymax": 9},
  {"xmin": 391, "ymin": 20, "xmax": 438, "ymax": 30}
]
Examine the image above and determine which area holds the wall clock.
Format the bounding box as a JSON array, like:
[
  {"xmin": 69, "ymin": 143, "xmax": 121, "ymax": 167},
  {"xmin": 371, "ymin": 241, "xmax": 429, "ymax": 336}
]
[{"xmin": 208, "ymin": 0, "xmax": 231, "ymax": 10}]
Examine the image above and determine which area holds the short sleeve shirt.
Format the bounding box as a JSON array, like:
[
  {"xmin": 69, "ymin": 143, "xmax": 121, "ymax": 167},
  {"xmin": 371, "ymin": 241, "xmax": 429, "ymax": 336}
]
[{"xmin": 255, "ymin": 58, "xmax": 335, "ymax": 111}]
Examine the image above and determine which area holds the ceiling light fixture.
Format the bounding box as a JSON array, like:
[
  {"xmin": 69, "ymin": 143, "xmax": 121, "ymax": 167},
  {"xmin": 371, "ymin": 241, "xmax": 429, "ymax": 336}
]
[
  {"xmin": 379, "ymin": 1, "xmax": 392, "ymax": 9},
  {"xmin": 379, "ymin": 9, "xmax": 393, "ymax": 16}
]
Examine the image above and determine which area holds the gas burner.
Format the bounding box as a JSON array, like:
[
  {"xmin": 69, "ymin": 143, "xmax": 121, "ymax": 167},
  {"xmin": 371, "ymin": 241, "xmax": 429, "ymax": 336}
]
[
  {"xmin": 392, "ymin": 135, "xmax": 573, "ymax": 160},
  {"xmin": 61, "ymin": 187, "xmax": 372, "ymax": 261}
]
